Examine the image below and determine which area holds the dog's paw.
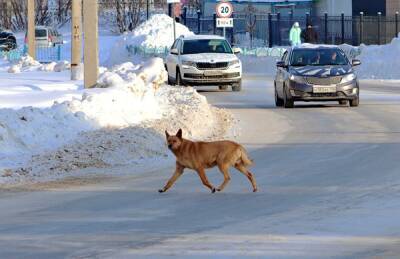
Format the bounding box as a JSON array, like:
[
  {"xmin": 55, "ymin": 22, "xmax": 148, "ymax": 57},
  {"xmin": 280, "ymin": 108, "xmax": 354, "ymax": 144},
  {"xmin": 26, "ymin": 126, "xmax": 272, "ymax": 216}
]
[
  {"xmin": 216, "ymin": 188, "xmax": 222, "ymax": 192},
  {"xmin": 211, "ymin": 187, "xmax": 216, "ymax": 193},
  {"xmin": 158, "ymin": 189, "xmax": 165, "ymax": 193},
  {"xmin": 253, "ymin": 188, "xmax": 258, "ymax": 193}
]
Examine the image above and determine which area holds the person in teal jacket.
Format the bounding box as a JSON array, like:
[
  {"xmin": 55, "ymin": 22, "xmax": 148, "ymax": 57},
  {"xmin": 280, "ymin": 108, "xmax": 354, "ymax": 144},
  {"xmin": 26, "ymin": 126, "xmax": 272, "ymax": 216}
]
[{"xmin": 289, "ymin": 22, "xmax": 302, "ymax": 46}]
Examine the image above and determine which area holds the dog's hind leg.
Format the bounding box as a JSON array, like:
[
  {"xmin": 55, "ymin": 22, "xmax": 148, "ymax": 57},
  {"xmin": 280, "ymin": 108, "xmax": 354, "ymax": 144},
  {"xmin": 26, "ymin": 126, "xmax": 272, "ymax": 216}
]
[
  {"xmin": 216, "ymin": 163, "xmax": 231, "ymax": 192},
  {"xmin": 234, "ymin": 164, "xmax": 258, "ymax": 192},
  {"xmin": 159, "ymin": 163, "xmax": 184, "ymax": 193},
  {"xmin": 196, "ymin": 167, "xmax": 216, "ymax": 193}
]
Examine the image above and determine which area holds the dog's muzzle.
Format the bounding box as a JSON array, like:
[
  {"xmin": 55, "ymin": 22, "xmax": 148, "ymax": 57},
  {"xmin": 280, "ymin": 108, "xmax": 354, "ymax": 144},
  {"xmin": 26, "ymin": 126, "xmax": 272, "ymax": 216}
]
[{"xmin": 168, "ymin": 144, "xmax": 173, "ymax": 149}]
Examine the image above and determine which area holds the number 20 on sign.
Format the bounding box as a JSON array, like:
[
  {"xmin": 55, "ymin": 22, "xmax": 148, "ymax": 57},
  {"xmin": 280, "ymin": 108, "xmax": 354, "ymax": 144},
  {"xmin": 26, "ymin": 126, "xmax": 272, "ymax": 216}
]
[{"xmin": 216, "ymin": 1, "xmax": 233, "ymax": 18}]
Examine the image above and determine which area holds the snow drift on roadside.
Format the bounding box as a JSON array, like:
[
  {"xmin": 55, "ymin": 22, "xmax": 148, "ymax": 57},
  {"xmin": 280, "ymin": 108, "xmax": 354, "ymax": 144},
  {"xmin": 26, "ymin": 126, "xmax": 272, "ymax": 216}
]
[
  {"xmin": 107, "ymin": 14, "xmax": 194, "ymax": 66},
  {"xmin": 0, "ymin": 57, "xmax": 234, "ymax": 184},
  {"xmin": 355, "ymin": 36, "xmax": 400, "ymax": 79},
  {"xmin": 7, "ymin": 55, "xmax": 71, "ymax": 73},
  {"xmin": 240, "ymin": 40, "xmax": 400, "ymax": 80}
]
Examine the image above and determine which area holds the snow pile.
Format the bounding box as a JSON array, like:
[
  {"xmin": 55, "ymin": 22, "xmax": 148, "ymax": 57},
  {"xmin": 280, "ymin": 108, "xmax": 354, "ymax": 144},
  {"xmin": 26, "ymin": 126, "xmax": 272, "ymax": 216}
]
[
  {"xmin": 98, "ymin": 58, "xmax": 167, "ymax": 91},
  {"xmin": 239, "ymin": 40, "xmax": 400, "ymax": 79},
  {"xmin": 107, "ymin": 14, "xmax": 194, "ymax": 65},
  {"xmin": 125, "ymin": 14, "xmax": 193, "ymax": 48},
  {"xmin": 0, "ymin": 57, "xmax": 234, "ymax": 184},
  {"xmin": 54, "ymin": 60, "xmax": 71, "ymax": 72},
  {"xmin": 355, "ymin": 36, "xmax": 400, "ymax": 79},
  {"xmin": 7, "ymin": 55, "xmax": 71, "ymax": 73}
]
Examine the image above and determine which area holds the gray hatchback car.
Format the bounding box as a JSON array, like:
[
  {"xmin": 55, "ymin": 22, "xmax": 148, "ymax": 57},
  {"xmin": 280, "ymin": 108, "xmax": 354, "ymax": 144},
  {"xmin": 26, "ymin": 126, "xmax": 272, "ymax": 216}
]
[{"xmin": 274, "ymin": 45, "xmax": 361, "ymax": 108}]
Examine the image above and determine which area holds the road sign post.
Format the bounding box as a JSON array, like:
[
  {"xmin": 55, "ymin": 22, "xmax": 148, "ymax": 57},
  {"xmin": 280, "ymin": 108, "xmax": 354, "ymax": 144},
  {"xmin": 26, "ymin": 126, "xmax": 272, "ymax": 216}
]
[{"xmin": 216, "ymin": 1, "xmax": 233, "ymax": 39}]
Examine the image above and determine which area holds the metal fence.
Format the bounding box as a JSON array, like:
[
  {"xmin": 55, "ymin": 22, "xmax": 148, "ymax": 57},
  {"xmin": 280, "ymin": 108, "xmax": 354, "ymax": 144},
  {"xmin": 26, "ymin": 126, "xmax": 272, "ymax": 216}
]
[
  {"xmin": 1, "ymin": 45, "xmax": 64, "ymax": 63},
  {"xmin": 126, "ymin": 44, "xmax": 287, "ymax": 58},
  {"xmin": 183, "ymin": 12, "xmax": 400, "ymax": 47}
]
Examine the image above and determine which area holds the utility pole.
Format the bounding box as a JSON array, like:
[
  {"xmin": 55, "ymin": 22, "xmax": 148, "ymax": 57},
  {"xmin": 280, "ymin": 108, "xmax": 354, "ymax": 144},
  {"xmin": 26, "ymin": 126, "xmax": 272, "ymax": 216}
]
[
  {"xmin": 83, "ymin": 0, "xmax": 99, "ymax": 88},
  {"xmin": 71, "ymin": 0, "xmax": 82, "ymax": 80},
  {"xmin": 27, "ymin": 0, "xmax": 36, "ymax": 59}
]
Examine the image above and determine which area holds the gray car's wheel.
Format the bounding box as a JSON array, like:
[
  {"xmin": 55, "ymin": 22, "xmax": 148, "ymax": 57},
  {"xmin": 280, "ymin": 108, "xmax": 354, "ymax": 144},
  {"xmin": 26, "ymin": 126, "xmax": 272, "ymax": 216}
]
[
  {"xmin": 232, "ymin": 80, "xmax": 242, "ymax": 92},
  {"xmin": 350, "ymin": 96, "xmax": 359, "ymax": 107},
  {"xmin": 339, "ymin": 100, "xmax": 348, "ymax": 106},
  {"xmin": 275, "ymin": 86, "xmax": 284, "ymax": 107},
  {"xmin": 219, "ymin": 85, "xmax": 228, "ymax": 90},
  {"xmin": 283, "ymin": 86, "xmax": 294, "ymax": 108}
]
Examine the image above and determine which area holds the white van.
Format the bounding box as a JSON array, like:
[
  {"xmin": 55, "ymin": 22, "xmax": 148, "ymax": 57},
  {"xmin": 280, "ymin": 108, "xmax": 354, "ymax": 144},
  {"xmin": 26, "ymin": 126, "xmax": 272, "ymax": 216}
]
[{"xmin": 34, "ymin": 26, "xmax": 63, "ymax": 47}]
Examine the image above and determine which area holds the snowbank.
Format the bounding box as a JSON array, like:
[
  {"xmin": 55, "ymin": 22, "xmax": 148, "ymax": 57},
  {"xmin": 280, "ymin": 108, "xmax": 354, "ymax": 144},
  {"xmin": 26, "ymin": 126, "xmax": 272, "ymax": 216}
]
[
  {"xmin": 355, "ymin": 37, "xmax": 400, "ymax": 79},
  {"xmin": 7, "ymin": 55, "xmax": 71, "ymax": 73},
  {"xmin": 240, "ymin": 40, "xmax": 400, "ymax": 79},
  {"xmin": 107, "ymin": 14, "xmax": 194, "ymax": 66},
  {"xmin": 0, "ymin": 57, "xmax": 233, "ymax": 184}
]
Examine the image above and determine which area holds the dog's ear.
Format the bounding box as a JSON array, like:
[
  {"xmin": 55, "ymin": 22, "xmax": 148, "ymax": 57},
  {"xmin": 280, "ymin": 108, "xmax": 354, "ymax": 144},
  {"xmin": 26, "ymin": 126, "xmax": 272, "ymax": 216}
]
[
  {"xmin": 176, "ymin": 128, "xmax": 182, "ymax": 139},
  {"xmin": 165, "ymin": 130, "xmax": 170, "ymax": 139}
]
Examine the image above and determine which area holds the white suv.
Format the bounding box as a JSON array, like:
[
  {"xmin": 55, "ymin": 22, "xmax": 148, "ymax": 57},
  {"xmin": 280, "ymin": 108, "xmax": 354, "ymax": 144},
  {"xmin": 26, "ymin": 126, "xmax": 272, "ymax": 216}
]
[{"xmin": 165, "ymin": 35, "xmax": 242, "ymax": 91}]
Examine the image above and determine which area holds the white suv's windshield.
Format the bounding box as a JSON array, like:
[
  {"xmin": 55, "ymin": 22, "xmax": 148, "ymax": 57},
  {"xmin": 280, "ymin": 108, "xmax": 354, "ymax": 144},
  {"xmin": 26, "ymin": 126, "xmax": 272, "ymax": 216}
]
[{"xmin": 182, "ymin": 39, "xmax": 232, "ymax": 55}]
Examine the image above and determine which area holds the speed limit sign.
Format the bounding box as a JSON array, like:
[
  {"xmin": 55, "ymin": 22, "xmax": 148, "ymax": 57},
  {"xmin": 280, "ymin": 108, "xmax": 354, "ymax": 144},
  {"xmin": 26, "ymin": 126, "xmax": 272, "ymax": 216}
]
[{"xmin": 216, "ymin": 1, "xmax": 233, "ymax": 18}]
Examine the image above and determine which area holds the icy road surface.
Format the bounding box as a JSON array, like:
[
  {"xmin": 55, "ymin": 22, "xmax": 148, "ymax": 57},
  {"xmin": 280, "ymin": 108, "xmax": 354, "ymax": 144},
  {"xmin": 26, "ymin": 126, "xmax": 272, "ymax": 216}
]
[{"xmin": 1, "ymin": 76, "xmax": 400, "ymax": 258}]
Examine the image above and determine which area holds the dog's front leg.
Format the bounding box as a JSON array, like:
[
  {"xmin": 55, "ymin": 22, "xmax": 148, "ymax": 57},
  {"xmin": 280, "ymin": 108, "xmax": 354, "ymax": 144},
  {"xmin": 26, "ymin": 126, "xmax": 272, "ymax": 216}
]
[
  {"xmin": 159, "ymin": 163, "xmax": 184, "ymax": 193},
  {"xmin": 196, "ymin": 167, "xmax": 216, "ymax": 193}
]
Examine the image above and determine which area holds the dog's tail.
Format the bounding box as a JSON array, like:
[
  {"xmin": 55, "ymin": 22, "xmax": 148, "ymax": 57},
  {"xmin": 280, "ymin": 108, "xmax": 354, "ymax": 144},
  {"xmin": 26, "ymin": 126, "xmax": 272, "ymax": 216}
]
[{"xmin": 240, "ymin": 146, "xmax": 253, "ymax": 167}]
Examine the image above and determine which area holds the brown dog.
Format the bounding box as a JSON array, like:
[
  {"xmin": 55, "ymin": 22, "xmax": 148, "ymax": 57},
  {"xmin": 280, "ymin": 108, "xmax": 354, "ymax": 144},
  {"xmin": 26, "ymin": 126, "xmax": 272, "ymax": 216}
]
[{"xmin": 159, "ymin": 129, "xmax": 257, "ymax": 193}]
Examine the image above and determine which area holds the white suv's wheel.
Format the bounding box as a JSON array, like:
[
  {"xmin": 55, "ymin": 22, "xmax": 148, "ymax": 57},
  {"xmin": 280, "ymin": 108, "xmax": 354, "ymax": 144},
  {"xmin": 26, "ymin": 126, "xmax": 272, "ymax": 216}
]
[
  {"xmin": 165, "ymin": 65, "xmax": 173, "ymax": 85},
  {"xmin": 232, "ymin": 80, "xmax": 242, "ymax": 92},
  {"xmin": 176, "ymin": 69, "xmax": 183, "ymax": 86}
]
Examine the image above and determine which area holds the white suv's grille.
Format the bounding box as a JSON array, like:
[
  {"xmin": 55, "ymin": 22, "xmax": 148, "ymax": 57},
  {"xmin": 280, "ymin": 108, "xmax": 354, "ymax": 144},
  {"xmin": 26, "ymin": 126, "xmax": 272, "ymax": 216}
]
[{"xmin": 196, "ymin": 62, "xmax": 228, "ymax": 70}]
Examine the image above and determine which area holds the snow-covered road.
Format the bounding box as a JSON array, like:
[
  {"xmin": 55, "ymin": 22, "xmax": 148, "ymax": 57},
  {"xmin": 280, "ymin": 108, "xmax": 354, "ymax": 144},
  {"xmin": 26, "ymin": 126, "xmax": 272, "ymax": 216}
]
[{"xmin": 1, "ymin": 76, "xmax": 400, "ymax": 258}]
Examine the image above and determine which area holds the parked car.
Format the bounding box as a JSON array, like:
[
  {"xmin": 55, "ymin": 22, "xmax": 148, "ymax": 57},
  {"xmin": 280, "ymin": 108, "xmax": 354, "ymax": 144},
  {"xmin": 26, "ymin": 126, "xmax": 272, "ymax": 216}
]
[
  {"xmin": 274, "ymin": 45, "xmax": 361, "ymax": 108},
  {"xmin": 0, "ymin": 29, "xmax": 17, "ymax": 51},
  {"xmin": 32, "ymin": 26, "xmax": 63, "ymax": 47},
  {"xmin": 165, "ymin": 35, "xmax": 242, "ymax": 91}
]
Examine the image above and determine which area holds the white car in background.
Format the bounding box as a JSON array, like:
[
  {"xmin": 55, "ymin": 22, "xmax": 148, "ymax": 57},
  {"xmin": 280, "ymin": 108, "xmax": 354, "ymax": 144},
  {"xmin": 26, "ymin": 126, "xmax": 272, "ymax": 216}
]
[
  {"xmin": 34, "ymin": 26, "xmax": 63, "ymax": 47},
  {"xmin": 165, "ymin": 35, "xmax": 242, "ymax": 91}
]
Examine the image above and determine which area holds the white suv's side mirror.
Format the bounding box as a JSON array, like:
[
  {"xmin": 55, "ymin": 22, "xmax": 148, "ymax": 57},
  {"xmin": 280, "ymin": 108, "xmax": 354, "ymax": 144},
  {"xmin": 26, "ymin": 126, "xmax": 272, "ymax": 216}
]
[
  {"xmin": 232, "ymin": 47, "xmax": 241, "ymax": 54},
  {"xmin": 170, "ymin": 48, "xmax": 179, "ymax": 55}
]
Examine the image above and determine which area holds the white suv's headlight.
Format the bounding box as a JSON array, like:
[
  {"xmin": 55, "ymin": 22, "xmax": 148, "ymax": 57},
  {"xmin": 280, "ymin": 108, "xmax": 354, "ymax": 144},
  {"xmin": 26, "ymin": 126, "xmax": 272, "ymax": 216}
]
[
  {"xmin": 289, "ymin": 75, "xmax": 305, "ymax": 83},
  {"xmin": 341, "ymin": 73, "xmax": 356, "ymax": 84},
  {"xmin": 229, "ymin": 59, "xmax": 240, "ymax": 67},
  {"xmin": 182, "ymin": 61, "xmax": 196, "ymax": 68}
]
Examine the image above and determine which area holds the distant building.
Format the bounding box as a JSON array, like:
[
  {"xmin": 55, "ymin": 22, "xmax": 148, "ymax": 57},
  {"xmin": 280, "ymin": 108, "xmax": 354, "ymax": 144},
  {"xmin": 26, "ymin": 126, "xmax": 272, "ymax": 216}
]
[
  {"xmin": 314, "ymin": 0, "xmax": 400, "ymax": 16},
  {"xmin": 200, "ymin": 0, "xmax": 313, "ymax": 17}
]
